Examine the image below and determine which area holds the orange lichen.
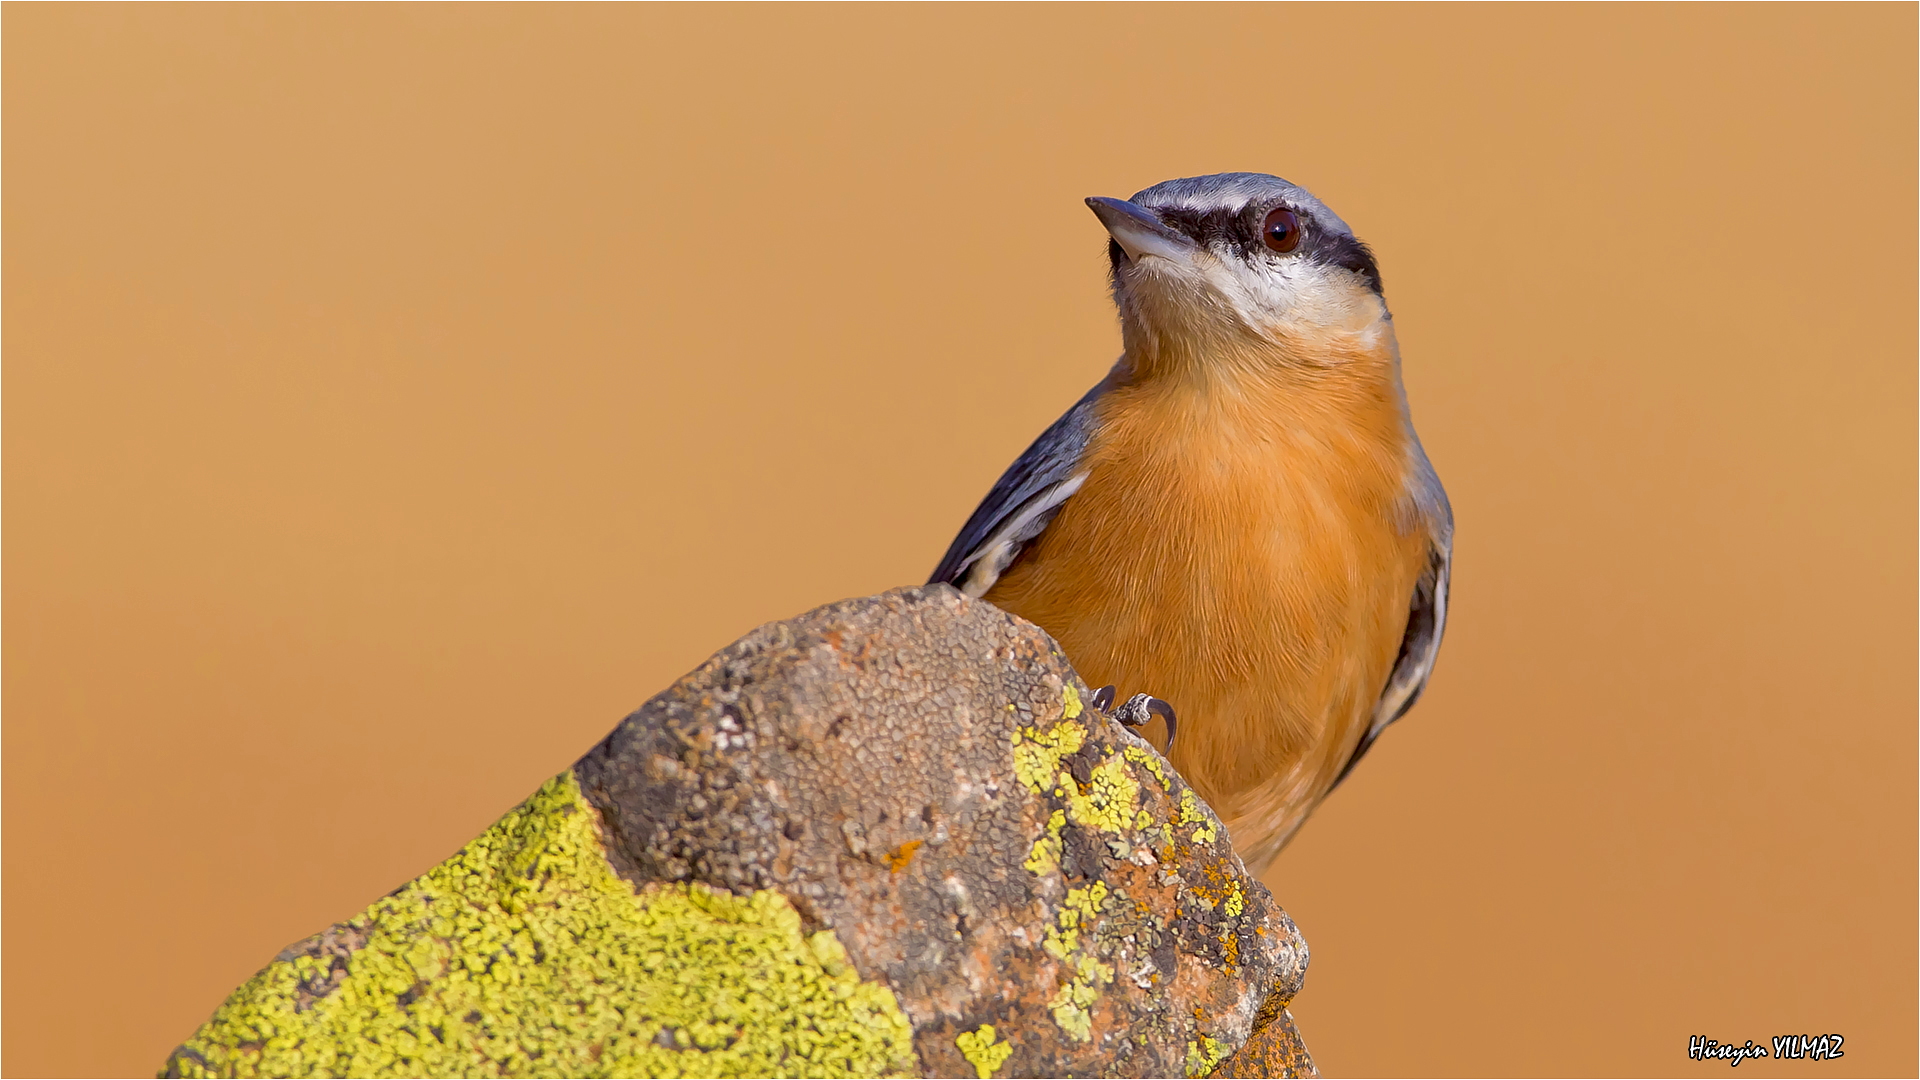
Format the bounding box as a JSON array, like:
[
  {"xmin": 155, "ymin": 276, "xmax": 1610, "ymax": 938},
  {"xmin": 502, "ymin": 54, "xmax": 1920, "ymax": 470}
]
[{"xmin": 883, "ymin": 840, "xmax": 924, "ymax": 874}]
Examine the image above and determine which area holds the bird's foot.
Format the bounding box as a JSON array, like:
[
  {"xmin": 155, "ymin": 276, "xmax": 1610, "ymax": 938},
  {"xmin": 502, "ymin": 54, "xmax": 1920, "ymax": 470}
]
[{"xmin": 1094, "ymin": 687, "xmax": 1176, "ymax": 752}]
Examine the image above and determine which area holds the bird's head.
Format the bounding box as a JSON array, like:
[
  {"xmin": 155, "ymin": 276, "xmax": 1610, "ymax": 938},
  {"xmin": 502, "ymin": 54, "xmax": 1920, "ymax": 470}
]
[{"xmin": 1088, "ymin": 173, "xmax": 1391, "ymax": 374}]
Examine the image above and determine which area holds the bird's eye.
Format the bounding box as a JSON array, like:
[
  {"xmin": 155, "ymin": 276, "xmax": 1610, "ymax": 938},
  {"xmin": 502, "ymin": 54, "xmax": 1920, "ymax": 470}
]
[{"xmin": 1262, "ymin": 207, "xmax": 1301, "ymax": 254}]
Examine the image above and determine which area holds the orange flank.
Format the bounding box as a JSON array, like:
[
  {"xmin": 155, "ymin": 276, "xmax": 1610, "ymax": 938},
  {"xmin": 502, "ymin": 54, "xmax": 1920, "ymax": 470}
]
[{"xmin": 985, "ymin": 330, "xmax": 1432, "ymax": 871}]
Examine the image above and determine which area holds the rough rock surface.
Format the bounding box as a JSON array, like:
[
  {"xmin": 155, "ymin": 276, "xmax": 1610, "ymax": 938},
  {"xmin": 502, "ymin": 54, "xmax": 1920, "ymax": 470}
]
[
  {"xmin": 1207, "ymin": 990, "xmax": 1319, "ymax": 1079},
  {"xmin": 164, "ymin": 774, "xmax": 918, "ymax": 1078},
  {"xmin": 163, "ymin": 586, "xmax": 1316, "ymax": 1078}
]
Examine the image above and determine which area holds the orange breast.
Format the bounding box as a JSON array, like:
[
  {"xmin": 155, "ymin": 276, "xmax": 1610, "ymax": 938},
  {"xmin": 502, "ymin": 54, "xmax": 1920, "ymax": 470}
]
[{"xmin": 984, "ymin": 356, "xmax": 1430, "ymax": 866}]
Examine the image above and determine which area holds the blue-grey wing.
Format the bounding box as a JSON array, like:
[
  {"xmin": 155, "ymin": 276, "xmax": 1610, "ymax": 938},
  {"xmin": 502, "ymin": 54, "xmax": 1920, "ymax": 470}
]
[
  {"xmin": 929, "ymin": 377, "xmax": 1109, "ymax": 596},
  {"xmin": 1334, "ymin": 453, "xmax": 1454, "ymax": 788}
]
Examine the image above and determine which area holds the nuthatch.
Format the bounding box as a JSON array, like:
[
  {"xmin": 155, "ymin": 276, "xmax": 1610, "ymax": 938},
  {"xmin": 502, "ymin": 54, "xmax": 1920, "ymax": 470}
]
[{"xmin": 932, "ymin": 173, "xmax": 1452, "ymax": 873}]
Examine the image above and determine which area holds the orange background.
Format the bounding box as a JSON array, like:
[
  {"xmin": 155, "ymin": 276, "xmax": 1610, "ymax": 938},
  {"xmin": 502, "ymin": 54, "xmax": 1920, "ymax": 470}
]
[{"xmin": 5, "ymin": 5, "xmax": 1914, "ymax": 1077}]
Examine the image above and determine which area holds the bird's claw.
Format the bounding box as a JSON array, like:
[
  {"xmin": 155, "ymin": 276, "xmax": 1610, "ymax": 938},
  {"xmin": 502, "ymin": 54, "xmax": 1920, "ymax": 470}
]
[
  {"xmin": 1106, "ymin": 691, "xmax": 1177, "ymax": 752},
  {"xmin": 1090, "ymin": 685, "xmax": 1117, "ymax": 713}
]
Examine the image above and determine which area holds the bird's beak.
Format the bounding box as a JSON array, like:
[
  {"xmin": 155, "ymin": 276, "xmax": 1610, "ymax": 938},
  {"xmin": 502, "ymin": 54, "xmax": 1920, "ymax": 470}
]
[{"xmin": 1086, "ymin": 197, "xmax": 1196, "ymax": 264}]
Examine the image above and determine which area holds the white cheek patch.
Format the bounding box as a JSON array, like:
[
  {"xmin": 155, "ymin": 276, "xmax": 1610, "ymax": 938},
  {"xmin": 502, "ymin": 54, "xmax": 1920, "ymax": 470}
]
[{"xmin": 1215, "ymin": 255, "xmax": 1386, "ymax": 343}]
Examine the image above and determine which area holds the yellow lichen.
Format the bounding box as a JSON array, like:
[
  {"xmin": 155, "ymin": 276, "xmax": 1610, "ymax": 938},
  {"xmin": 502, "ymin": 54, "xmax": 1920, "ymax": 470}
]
[
  {"xmin": 1065, "ymin": 756, "xmax": 1141, "ymax": 833},
  {"xmin": 1224, "ymin": 884, "xmax": 1245, "ymax": 918},
  {"xmin": 1122, "ymin": 745, "xmax": 1171, "ymax": 789},
  {"xmin": 1039, "ymin": 882, "xmax": 1115, "ymax": 1042},
  {"xmin": 1177, "ymin": 788, "xmax": 1218, "ymax": 844},
  {"xmin": 1042, "ymin": 880, "xmax": 1111, "ymax": 961},
  {"xmin": 1011, "ymin": 718, "xmax": 1086, "ymax": 795},
  {"xmin": 1024, "ymin": 809, "xmax": 1067, "ymax": 876},
  {"xmin": 1062, "ymin": 683, "xmax": 1083, "ymax": 719},
  {"xmin": 164, "ymin": 772, "xmax": 918, "ymax": 1079},
  {"xmin": 1046, "ymin": 954, "xmax": 1115, "ymax": 1042},
  {"xmin": 1185, "ymin": 1034, "xmax": 1231, "ymax": 1078},
  {"xmin": 953, "ymin": 1023, "xmax": 1013, "ymax": 1079}
]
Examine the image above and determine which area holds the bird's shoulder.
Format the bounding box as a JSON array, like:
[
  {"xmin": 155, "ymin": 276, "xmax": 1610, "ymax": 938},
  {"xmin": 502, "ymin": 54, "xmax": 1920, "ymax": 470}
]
[{"xmin": 928, "ymin": 372, "xmax": 1117, "ymax": 593}]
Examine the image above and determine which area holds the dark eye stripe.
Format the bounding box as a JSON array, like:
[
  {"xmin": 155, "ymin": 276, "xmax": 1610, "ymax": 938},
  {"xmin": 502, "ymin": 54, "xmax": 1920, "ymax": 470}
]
[
  {"xmin": 1114, "ymin": 202, "xmax": 1384, "ymax": 296},
  {"xmin": 1318, "ymin": 232, "xmax": 1383, "ymax": 294},
  {"xmin": 1121, "ymin": 201, "xmax": 1382, "ymax": 292}
]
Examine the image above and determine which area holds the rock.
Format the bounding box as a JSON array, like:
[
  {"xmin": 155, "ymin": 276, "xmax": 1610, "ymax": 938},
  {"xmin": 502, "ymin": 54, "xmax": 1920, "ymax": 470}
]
[
  {"xmin": 163, "ymin": 586, "xmax": 1316, "ymax": 1078},
  {"xmin": 1207, "ymin": 994, "xmax": 1318, "ymax": 1079}
]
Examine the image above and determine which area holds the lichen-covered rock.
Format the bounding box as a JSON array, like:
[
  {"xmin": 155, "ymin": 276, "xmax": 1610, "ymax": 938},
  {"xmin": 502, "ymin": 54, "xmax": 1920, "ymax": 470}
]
[
  {"xmin": 164, "ymin": 772, "xmax": 915, "ymax": 1079},
  {"xmin": 163, "ymin": 586, "xmax": 1315, "ymax": 1078},
  {"xmin": 1208, "ymin": 991, "xmax": 1319, "ymax": 1079}
]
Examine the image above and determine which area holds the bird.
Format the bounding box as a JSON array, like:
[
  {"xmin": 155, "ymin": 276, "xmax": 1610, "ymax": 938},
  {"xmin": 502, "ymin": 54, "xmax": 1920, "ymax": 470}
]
[{"xmin": 930, "ymin": 172, "xmax": 1451, "ymax": 873}]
